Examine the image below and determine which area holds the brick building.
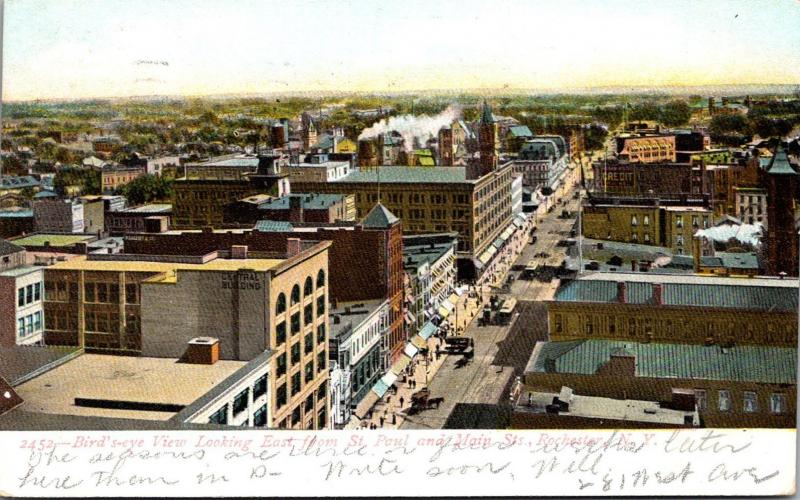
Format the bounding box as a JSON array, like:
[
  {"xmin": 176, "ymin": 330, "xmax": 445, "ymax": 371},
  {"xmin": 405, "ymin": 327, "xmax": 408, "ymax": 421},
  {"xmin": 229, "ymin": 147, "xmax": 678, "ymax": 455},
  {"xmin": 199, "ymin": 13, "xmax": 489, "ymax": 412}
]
[
  {"xmin": 592, "ymin": 161, "xmax": 695, "ymax": 195},
  {"xmin": 101, "ymin": 166, "xmax": 146, "ymax": 193},
  {"xmin": 172, "ymin": 154, "xmax": 291, "ymax": 229},
  {"xmin": 124, "ymin": 203, "xmax": 406, "ymax": 366},
  {"xmin": 763, "ymin": 145, "xmax": 799, "ymax": 276},
  {"xmin": 520, "ymin": 339, "xmax": 795, "ymax": 428},
  {"xmin": 547, "ymin": 272, "xmax": 797, "ymax": 347},
  {"xmin": 223, "ymin": 193, "xmax": 354, "ymax": 226},
  {"xmin": 616, "ymin": 134, "xmax": 676, "ymax": 163}
]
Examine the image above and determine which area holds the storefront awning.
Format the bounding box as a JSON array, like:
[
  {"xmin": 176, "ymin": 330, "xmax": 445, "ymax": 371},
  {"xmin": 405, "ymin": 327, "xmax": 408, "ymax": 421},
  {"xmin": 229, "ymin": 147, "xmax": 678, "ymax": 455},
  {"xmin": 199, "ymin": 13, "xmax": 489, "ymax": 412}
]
[
  {"xmin": 380, "ymin": 371, "xmax": 398, "ymax": 387},
  {"xmin": 391, "ymin": 355, "xmax": 412, "ymax": 375},
  {"xmin": 512, "ymin": 217, "xmax": 524, "ymax": 228},
  {"xmin": 411, "ymin": 335, "xmax": 428, "ymax": 350},
  {"xmin": 442, "ymin": 300, "xmax": 455, "ymax": 312},
  {"xmin": 447, "ymin": 293, "xmax": 460, "ymax": 306},
  {"xmin": 404, "ymin": 343, "xmax": 419, "ymax": 359},
  {"xmin": 404, "ymin": 311, "xmax": 414, "ymax": 325},
  {"xmin": 478, "ymin": 250, "xmax": 493, "ymax": 265},
  {"xmin": 492, "ymin": 238, "xmax": 505, "ymax": 250},
  {"xmin": 419, "ymin": 321, "xmax": 437, "ymax": 340},
  {"xmin": 371, "ymin": 379, "xmax": 390, "ymax": 398},
  {"xmin": 437, "ymin": 305, "xmax": 451, "ymax": 319}
]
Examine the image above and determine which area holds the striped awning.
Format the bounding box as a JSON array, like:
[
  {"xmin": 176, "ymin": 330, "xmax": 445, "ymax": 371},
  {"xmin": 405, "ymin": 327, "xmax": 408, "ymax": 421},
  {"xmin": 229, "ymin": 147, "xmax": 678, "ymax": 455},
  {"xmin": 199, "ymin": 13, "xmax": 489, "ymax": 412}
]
[{"xmin": 419, "ymin": 321, "xmax": 437, "ymax": 340}]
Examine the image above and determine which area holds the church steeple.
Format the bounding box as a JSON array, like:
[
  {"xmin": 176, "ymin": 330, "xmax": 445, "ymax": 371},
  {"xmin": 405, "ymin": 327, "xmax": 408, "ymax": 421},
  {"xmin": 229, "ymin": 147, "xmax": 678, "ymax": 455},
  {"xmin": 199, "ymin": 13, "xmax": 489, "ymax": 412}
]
[{"xmin": 481, "ymin": 99, "xmax": 494, "ymax": 124}]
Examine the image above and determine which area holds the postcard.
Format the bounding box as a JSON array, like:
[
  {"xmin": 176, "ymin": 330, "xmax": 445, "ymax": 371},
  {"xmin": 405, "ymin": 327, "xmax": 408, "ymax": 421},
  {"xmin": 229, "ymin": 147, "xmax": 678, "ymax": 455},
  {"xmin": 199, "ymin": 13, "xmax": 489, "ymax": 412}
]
[{"xmin": 0, "ymin": 0, "xmax": 797, "ymax": 497}]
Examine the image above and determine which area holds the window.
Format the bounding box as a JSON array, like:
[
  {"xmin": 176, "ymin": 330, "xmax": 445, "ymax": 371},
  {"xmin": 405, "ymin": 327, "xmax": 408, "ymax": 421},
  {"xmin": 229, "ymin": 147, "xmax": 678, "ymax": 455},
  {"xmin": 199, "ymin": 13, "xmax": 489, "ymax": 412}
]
[
  {"xmin": 291, "ymin": 285, "xmax": 301, "ymax": 305},
  {"xmin": 291, "ymin": 312, "xmax": 301, "ymax": 335},
  {"xmin": 692, "ymin": 216, "xmax": 699, "ymax": 228},
  {"xmin": 770, "ymin": 393, "xmax": 786, "ymax": 414},
  {"xmin": 316, "ymin": 269, "xmax": 325, "ymax": 288},
  {"xmin": 631, "ymin": 215, "xmax": 638, "ymax": 226},
  {"xmin": 676, "ymin": 216, "xmax": 683, "ymax": 228},
  {"xmin": 676, "ymin": 235, "xmax": 684, "ymax": 246},
  {"xmin": 304, "ymin": 277, "xmax": 313, "ymax": 296},
  {"xmin": 304, "ymin": 332, "xmax": 313, "ymax": 354},
  {"xmin": 304, "ymin": 304, "xmax": 313, "ymax": 325},
  {"xmin": 276, "ymin": 293, "xmax": 286, "ymax": 314},
  {"xmin": 33, "ymin": 311, "xmax": 42, "ymax": 331},
  {"xmin": 643, "ymin": 233, "xmax": 650, "ymax": 243},
  {"xmin": 125, "ymin": 283, "xmax": 138, "ymax": 304},
  {"xmin": 607, "ymin": 317, "xmax": 615, "ymax": 335},
  {"xmin": 554, "ymin": 314, "xmax": 563, "ymax": 333},
  {"xmin": 304, "ymin": 361, "xmax": 314, "ymax": 383},
  {"xmin": 643, "ymin": 215, "xmax": 650, "ymax": 226},
  {"xmin": 694, "ymin": 389, "xmax": 707, "ymax": 411},
  {"xmin": 317, "ymin": 324, "xmax": 326, "ymax": 343},
  {"xmin": 631, "ymin": 233, "xmax": 638, "ymax": 242},
  {"xmin": 233, "ymin": 389, "xmax": 249, "ymax": 416},
  {"xmin": 718, "ymin": 390, "xmax": 732, "ymax": 412},
  {"xmin": 276, "ymin": 321, "xmax": 287, "ymax": 346},
  {"xmin": 317, "ymin": 351, "xmax": 326, "ymax": 372},
  {"xmin": 292, "ymin": 407, "xmax": 301, "ymax": 425},
  {"xmin": 317, "ymin": 296, "xmax": 325, "ymax": 316},
  {"xmin": 18, "ymin": 318, "xmax": 24, "ymax": 337},
  {"xmin": 253, "ymin": 374, "xmax": 267, "ymax": 399},
  {"xmin": 318, "ymin": 408, "xmax": 327, "ymax": 429},
  {"xmin": 291, "ymin": 372, "xmax": 301, "ymax": 395},
  {"xmin": 253, "ymin": 404, "xmax": 268, "ymax": 427},
  {"xmin": 317, "ymin": 384, "xmax": 326, "ymax": 402},
  {"xmin": 26, "ymin": 284, "xmax": 33, "ymax": 304},
  {"xmin": 276, "ymin": 384, "xmax": 287, "ymax": 409},
  {"xmin": 18, "ymin": 288, "xmax": 24, "ymax": 307},
  {"xmin": 291, "ymin": 342, "xmax": 301, "ymax": 365},
  {"xmin": 743, "ymin": 391, "xmax": 758, "ymax": 413},
  {"xmin": 276, "ymin": 353, "xmax": 287, "ymax": 377},
  {"xmin": 305, "ymin": 394, "xmax": 315, "ymax": 413},
  {"xmin": 208, "ymin": 404, "xmax": 228, "ymax": 425}
]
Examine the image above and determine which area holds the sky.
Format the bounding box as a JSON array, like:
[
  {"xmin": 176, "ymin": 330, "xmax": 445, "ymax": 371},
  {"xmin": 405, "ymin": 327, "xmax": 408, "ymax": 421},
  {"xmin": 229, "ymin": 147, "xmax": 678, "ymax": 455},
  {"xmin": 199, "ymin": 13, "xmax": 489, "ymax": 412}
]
[{"xmin": 2, "ymin": 0, "xmax": 800, "ymax": 101}]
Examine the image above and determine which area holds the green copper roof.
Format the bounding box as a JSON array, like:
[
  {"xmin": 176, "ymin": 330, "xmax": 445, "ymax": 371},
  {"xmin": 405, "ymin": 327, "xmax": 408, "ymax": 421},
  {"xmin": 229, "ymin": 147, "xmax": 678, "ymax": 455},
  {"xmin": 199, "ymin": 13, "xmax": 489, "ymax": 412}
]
[
  {"xmin": 532, "ymin": 340, "xmax": 796, "ymax": 384},
  {"xmin": 766, "ymin": 145, "xmax": 797, "ymax": 175}
]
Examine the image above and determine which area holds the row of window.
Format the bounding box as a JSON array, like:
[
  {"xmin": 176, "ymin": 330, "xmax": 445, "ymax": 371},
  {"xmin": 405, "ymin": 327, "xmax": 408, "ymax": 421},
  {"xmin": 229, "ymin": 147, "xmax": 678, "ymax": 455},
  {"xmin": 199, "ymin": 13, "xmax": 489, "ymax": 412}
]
[
  {"xmin": 275, "ymin": 351, "xmax": 327, "ymax": 410},
  {"xmin": 276, "ymin": 385, "xmax": 327, "ymax": 429},
  {"xmin": 207, "ymin": 373, "xmax": 269, "ymax": 426},
  {"xmin": 18, "ymin": 311, "xmax": 43, "ymax": 338},
  {"xmin": 276, "ymin": 270, "xmax": 326, "ymax": 315},
  {"xmin": 18, "ymin": 283, "xmax": 42, "ymax": 307},
  {"xmin": 276, "ymin": 299, "xmax": 326, "ymax": 347},
  {"xmin": 696, "ymin": 390, "xmax": 787, "ymax": 415}
]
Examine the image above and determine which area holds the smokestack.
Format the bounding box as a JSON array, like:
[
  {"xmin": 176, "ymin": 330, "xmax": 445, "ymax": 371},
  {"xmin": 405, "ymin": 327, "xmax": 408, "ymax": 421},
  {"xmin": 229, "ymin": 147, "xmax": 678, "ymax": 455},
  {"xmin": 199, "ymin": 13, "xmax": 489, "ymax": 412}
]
[
  {"xmin": 652, "ymin": 283, "xmax": 663, "ymax": 305},
  {"xmin": 617, "ymin": 281, "xmax": 627, "ymax": 304}
]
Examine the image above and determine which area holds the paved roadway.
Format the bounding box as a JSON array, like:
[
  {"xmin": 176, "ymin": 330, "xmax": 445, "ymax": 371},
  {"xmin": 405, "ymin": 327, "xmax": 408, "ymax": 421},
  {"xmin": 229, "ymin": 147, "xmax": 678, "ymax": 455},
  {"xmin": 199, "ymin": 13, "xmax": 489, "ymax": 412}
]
[{"xmin": 400, "ymin": 180, "xmax": 582, "ymax": 430}]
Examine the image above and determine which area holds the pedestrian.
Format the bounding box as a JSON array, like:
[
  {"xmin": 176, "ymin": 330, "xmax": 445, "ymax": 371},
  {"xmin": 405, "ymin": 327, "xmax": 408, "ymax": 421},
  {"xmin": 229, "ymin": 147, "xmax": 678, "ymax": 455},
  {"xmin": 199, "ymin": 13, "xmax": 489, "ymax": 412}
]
[
  {"xmin": 400, "ymin": 396, "xmax": 405, "ymax": 408},
  {"xmin": 379, "ymin": 416, "xmax": 384, "ymax": 427},
  {"xmin": 392, "ymin": 414, "xmax": 397, "ymax": 425}
]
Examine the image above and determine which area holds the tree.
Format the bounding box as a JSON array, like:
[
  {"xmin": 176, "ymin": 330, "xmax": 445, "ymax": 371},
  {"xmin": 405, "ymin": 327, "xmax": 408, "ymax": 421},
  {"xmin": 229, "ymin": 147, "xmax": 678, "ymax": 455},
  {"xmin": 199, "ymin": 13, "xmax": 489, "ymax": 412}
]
[
  {"xmin": 660, "ymin": 100, "xmax": 692, "ymax": 127},
  {"xmin": 53, "ymin": 167, "xmax": 101, "ymax": 196},
  {"xmin": 116, "ymin": 174, "xmax": 172, "ymax": 205}
]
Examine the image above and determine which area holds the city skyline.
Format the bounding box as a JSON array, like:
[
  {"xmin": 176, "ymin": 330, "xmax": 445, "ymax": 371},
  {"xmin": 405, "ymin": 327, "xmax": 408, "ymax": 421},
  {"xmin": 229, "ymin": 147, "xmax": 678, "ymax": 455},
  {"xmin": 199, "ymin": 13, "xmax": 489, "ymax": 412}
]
[{"xmin": 2, "ymin": 0, "xmax": 800, "ymax": 101}]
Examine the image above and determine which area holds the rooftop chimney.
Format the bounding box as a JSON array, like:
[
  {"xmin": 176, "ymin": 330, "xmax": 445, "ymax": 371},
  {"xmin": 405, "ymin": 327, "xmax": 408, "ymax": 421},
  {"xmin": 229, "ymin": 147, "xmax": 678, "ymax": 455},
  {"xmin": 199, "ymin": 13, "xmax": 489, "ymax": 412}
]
[
  {"xmin": 286, "ymin": 238, "xmax": 301, "ymax": 257},
  {"xmin": 185, "ymin": 337, "xmax": 220, "ymax": 365},
  {"xmin": 617, "ymin": 281, "xmax": 627, "ymax": 304},
  {"xmin": 230, "ymin": 245, "xmax": 248, "ymax": 259}
]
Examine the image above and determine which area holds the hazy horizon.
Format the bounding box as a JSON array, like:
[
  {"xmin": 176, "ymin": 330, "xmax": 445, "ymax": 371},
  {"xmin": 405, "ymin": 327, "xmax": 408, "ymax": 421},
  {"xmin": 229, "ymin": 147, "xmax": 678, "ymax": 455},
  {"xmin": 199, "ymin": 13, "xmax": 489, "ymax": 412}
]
[{"xmin": 3, "ymin": 0, "xmax": 800, "ymax": 102}]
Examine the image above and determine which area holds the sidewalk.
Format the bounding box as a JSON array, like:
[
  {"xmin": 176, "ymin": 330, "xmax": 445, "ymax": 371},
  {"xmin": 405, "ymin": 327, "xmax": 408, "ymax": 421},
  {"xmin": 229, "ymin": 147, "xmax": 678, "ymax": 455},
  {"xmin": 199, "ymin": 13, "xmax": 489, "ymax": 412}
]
[{"xmin": 355, "ymin": 289, "xmax": 486, "ymax": 430}]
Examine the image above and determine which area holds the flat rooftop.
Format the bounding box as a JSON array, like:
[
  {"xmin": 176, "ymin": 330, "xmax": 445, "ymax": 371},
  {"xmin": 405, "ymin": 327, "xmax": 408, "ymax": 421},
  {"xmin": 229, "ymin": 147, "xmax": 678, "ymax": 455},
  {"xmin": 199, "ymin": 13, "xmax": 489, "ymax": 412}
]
[
  {"xmin": 333, "ymin": 166, "xmax": 472, "ymax": 184},
  {"xmin": 516, "ymin": 391, "xmax": 697, "ymax": 426},
  {"xmin": 12, "ymin": 234, "xmax": 95, "ymax": 247},
  {"xmin": 123, "ymin": 204, "xmax": 172, "ymax": 213},
  {"xmin": 330, "ymin": 299, "xmax": 386, "ymax": 339},
  {"xmin": 574, "ymin": 271, "xmax": 798, "ymax": 287},
  {"xmin": 47, "ymin": 255, "xmax": 283, "ymax": 274},
  {"xmin": 259, "ymin": 193, "xmax": 346, "ymax": 210},
  {"xmin": 14, "ymin": 353, "xmax": 247, "ymax": 421},
  {"xmin": 0, "ymin": 345, "xmax": 82, "ymax": 386},
  {"xmin": 0, "ymin": 265, "xmax": 43, "ymax": 278}
]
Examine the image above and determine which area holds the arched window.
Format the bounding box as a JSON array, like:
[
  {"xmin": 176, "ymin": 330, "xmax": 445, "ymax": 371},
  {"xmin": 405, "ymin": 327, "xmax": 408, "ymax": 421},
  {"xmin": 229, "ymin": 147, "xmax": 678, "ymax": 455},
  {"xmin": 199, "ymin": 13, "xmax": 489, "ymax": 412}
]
[
  {"xmin": 276, "ymin": 293, "xmax": 286, "ymax": 315},
  {"xmin": 304, "ymin": 277, "xmax": 313, "ymax": 296},
  {"xmin": 291, "ymin": 285, "xmax": 301, "ymax": 305},
  {"xmin": 316, "ymin": 269, "xmax": 325, "ymax": 288}
]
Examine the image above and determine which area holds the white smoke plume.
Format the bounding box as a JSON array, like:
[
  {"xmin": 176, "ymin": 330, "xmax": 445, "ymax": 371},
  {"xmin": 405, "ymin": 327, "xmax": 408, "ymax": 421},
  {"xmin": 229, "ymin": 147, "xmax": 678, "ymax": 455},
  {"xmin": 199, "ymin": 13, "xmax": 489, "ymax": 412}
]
[{"xmin": 358, "ymin": 105, "xmax": 462, "ymax": 151}]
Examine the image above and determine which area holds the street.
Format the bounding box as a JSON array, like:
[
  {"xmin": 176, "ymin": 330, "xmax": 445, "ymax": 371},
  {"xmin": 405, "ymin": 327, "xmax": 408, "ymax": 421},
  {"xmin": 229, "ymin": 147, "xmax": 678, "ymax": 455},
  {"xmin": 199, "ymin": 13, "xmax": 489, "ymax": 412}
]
[{"xmin": 400, "ymin": 176, "xmax": 581, "ymax": 429}]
